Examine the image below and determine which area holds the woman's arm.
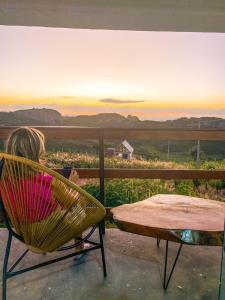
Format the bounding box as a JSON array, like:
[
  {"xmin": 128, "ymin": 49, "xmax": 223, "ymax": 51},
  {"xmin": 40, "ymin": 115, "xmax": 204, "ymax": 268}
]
[
  {"xmin": 51, "ymin": 171, "xmax": 85, "ymax": 209},
  {"xmin": 68, "ymin": 169, "xmax": 79, "ymax": 183}
]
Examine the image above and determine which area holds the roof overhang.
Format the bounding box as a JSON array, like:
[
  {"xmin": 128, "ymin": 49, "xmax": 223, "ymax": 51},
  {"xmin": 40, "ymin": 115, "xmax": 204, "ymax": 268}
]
[{"xmin": 0, "ymin": 0, "xmax": 225, "ymax": 32}]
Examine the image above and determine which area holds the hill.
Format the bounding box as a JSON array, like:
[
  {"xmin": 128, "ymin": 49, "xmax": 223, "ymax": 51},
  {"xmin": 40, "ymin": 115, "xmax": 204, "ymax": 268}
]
[
  {"xmin": 0, "ymin": 108, "xmax": 225, "ymax": 128},
  {"xmin": 0, "ymin": 111, "xmax": 46, "ymax": 126},
  {"xmin": 64, "ymin": 114, "xmax": 225, "ymax": 129},
  {"xmin": 15, "ymin": 108, "xmax": 63, "ymax": 125},
  {"xmin": 0, "ymin": 108, "xmax": 63, "ymax": 126}
]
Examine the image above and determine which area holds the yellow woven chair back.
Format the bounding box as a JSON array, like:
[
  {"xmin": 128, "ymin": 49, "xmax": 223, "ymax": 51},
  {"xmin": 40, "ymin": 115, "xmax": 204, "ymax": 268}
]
[{"xmin": 0, "ymin": 153, "xmax": 105, "ymax": 253}]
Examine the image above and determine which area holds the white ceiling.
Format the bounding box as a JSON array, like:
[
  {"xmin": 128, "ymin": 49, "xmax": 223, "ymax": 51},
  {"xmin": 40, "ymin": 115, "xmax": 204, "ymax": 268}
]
[{"xmin": 0, "ymin": 0, "xmax": 225, "ymax": 32}]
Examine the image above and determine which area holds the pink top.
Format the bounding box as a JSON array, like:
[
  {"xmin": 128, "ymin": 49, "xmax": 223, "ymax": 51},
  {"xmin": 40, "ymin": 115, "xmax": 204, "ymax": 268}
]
[{"xmin": 1, "ymin": 174, "xmax": 58, "ymax": 223}]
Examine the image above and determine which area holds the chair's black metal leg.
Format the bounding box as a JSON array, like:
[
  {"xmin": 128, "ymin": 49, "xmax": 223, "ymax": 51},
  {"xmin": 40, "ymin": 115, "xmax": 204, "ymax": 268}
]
[
  {"xmin": 2, "ymin": 231, "xmax": 12, "ymax": 300},
  {"xmin": 98, "ymin": 225, "xmax": 107, "ymax": 277},
  {"xmin": 99, "ymin": 220, "xmax": 105, "ymax": 236},
  {"xmin": 163, "ymin": 240, "xmax": 183, "ymax": 290},
  {"xmin": 8, "ymin": 249, "xmax": 29, "ymax": 273},
  {"xmin": 157, "ymin": 237, "xmax": 161, "ymax": 247},
  {"xmin": 1, "ymin": 227, "xmax": 106, "ymax": 299}
]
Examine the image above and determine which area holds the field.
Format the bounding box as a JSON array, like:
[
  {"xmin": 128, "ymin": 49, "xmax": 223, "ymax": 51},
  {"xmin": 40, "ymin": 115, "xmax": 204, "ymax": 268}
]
[{"xmin": 46, "ymin": 152, "xmax": 225, "ymax": 206}]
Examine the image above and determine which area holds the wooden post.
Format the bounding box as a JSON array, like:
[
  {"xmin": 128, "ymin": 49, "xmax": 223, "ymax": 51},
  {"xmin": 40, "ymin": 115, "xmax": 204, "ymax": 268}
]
[
  {"xmin": 196, "ymin": 122, "xmax": 201, "ymax": 167},
  {"xmin": 99, "ymin": 130, "xmax": 105, "ymax": 234},
  {"xmin": 167, "ymin": 140, "xmax": 170, "ymax": 160},
  {"xmin": 219, "ymin": 220, "xmax": 225, "ymax": 300}
]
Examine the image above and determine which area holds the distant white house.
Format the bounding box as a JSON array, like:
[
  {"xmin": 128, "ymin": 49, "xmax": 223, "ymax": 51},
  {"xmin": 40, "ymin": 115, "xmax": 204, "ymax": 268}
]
[
  {"xmin": 106, "ymin": 140, "xmax": 134, "ymax": 160},
  {"xmin": 116, "ymin": 140, "xmax": 134, "ymax": 160}
]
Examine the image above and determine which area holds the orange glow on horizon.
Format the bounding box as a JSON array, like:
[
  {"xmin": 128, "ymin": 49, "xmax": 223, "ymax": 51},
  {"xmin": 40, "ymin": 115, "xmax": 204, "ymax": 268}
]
[{"xmin": 1, "ymin": 96, "xmax": 225, "ymax": 111}]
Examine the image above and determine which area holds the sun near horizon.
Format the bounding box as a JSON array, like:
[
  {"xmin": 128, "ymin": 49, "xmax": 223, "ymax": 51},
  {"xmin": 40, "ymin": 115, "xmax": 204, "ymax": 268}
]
[{"xmin": 0, "ymin": 26, "xmax": 225, "ymax": 120}]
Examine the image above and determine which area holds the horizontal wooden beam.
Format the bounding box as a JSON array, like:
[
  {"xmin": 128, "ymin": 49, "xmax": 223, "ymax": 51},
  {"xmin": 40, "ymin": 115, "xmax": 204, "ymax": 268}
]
[
  {"xmin": 0, "ymin": 126, "xmax": 225, "ymax": 141},
  {"xmin": 54, "ymin": 168, "xmax": 225, "ymax": 180},
  {"xmin": 0, "ymin": 126, "xmax": 101, "ymax": 140},
  {"xmin": 105, "ymin": 169, "xmax": 225, "ymax": 180},
  {"xmin": 54, "ymin": 168, "xmax": 100, "ymax": 178},
  {"xmin": 102, "ymin": 128, "xmax": 225, "ymax": 141}
]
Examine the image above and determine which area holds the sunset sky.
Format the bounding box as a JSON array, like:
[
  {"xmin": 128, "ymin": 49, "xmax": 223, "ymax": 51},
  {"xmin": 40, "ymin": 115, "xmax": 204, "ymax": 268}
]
[{"xmin": 0, "ymin": 25, "xmax": 225, "ymax": 120}]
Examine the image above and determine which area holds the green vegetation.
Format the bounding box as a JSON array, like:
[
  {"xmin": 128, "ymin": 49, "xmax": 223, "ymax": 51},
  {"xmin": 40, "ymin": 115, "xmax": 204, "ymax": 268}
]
[
  {"xmin": 46, "ymin": 151, "xmax": 187, "ymax": 169},
  {"xmin": 44, "ymin": 139, "xmax": 225, "ymax": 161},
  {"xmin": 46, "ymin": 152, "xmax": 225, "ymax": 205},
  {"xmin": 46, "ymin": 151, "xmax": 225, "ymax": 170},
  {"xmin": 84, "ymin": 179, "xmax": 173, "ymax": 207}
]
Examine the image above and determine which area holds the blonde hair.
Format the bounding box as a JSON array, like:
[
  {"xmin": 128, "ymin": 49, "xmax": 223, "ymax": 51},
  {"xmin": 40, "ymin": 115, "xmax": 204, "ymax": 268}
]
[{"xmin": 6, "ymin": 127, "xmax": 45, "ymax": 162}]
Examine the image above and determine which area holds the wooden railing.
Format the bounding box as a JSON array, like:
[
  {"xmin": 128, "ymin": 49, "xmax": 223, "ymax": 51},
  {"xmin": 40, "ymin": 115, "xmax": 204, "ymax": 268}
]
[
  {"xmin": 1, "ymin": 126, "xmax": 225, "ymax": 210},
  {"xmin": 1, "ymin": 126, "xmax": 225, "ymax": 140},
  {"xmin": 53, "ymin": 168, "xmax": 225, "ymax": 180}
]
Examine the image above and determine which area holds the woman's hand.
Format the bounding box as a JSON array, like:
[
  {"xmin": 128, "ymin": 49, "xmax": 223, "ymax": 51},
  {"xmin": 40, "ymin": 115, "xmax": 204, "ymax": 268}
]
[{"xmin": 69, "ymin": 169, "xmax": 79, "ymax": 183}]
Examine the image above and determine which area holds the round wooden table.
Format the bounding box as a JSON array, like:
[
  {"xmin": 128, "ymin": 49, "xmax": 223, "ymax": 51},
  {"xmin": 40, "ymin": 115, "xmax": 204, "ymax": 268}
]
[
  {"xmin": 112, "ymin": 194, "xmax": 225, "ymax": 246},
  {"xmin": 112, "ymin": 194, "xmax": 225, "ymax": 289}
]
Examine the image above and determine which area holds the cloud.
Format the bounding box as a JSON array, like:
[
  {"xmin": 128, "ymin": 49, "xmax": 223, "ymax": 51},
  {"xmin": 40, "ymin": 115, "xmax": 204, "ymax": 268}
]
[
  {"xmin": 58, "ymin": 96, "xmax": 77, "ymax": 99},
  {"xmin": 100, "ymin": 98, "xmax": 146, "ymax": 104}
]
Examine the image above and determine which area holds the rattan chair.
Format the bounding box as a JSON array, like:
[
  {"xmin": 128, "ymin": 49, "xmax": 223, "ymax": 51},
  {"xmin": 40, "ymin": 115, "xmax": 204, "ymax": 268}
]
[{"xmin": 0, "ymin": 153, "xmax": 106, "ymax": 300}]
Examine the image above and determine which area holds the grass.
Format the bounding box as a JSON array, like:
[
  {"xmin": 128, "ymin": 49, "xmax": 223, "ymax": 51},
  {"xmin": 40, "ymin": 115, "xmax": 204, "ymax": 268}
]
[
  {"xmin": 45, "ymin": 151, "xmax": 225, "ymax": 204},
  {"xmin": 46, "ymin": 151, "xmax": 225, "ymax": 170},
  {"xmin": 0, "ymin": 151, "xmax": 223, "ymax": 226}
]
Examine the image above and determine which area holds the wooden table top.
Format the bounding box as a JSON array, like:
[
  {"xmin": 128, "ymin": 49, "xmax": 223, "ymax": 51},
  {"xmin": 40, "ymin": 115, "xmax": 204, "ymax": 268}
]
[{"xmin": 111, "ymin": 194, "xmax": 225, "ymax": 245}]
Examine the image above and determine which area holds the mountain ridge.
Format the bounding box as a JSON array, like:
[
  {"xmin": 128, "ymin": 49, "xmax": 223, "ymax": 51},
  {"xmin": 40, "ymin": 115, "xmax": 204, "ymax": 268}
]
[{"xmin": 0, "ymin": 108, "xmax": 225, "ymax": 128}]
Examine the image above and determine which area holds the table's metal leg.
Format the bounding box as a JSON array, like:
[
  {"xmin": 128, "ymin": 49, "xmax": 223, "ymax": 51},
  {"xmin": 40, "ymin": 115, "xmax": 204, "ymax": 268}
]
[
  {"xmin": 163, "ymin": 240, "xmax": 183, "ymax": 290},
  {"xmin": 157, "ymin": 237, "xmax": 161, "ymax": 247}
]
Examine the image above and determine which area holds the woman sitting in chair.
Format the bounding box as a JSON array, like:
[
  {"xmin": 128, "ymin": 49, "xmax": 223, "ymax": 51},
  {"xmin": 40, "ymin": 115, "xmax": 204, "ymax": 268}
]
[
  {"xmin": 5, "ymin": 127, "xmax": 81, "ymax": 222},
  {"xmin": 0, "ymin": 127, "xmax": 101, "ymax": 253},
  {"xmin": 0, "ymin": 127, "xmax": 106, "ymax": 300}
]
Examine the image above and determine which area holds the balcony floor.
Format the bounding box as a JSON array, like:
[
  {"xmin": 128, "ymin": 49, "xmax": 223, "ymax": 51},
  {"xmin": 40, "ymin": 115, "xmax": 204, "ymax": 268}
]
[{"xmin": 0, "ymin": 228, "xmax": 221, "ymax": 300}]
